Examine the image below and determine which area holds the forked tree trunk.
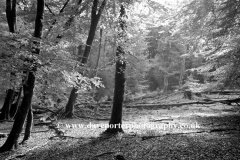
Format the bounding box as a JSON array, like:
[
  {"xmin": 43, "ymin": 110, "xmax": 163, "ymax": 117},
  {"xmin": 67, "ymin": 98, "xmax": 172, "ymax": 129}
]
[
  {"xmin": 0, "ymin": 0, "xmax": 17, "ymax": 120},
  {"xmin": 64, "ymin": 0, "xmax": 107, "ymax": 118},
  {"xmin": 0, "ymin": 0, "xmax": 44, "ymax": 152},
  {"xmin": 105, "ymin": 4, "xmax": 127, "ymax": 134},
  {"xmin": 0, "ymin": 72, "xmax": 35, "ymax": 152}
]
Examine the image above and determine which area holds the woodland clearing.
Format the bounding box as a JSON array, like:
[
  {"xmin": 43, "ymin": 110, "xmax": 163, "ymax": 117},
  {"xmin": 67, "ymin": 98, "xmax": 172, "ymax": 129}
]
[{"xmin": 1, "ymin": 93, "xmax": 240, "ymax": 160}]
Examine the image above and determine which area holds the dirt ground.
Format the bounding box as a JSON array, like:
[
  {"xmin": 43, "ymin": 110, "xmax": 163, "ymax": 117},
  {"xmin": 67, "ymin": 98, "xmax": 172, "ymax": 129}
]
[{"xmin": 0, "ymin": 93, "xmax": 240, "ymax": 160}]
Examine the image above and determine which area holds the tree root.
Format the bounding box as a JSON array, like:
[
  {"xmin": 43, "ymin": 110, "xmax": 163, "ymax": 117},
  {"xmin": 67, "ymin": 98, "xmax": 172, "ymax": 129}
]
[
  {"xmin": 0, "ymin": 133, "xmax": 9, "ymax": 139},
  {"xmin": 125, "ymin": 98, "xmax": 240, "ymax": 109}
]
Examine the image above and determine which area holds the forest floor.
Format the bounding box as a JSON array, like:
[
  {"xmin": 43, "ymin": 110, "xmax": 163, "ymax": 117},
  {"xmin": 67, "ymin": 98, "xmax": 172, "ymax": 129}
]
[{"xmin": 0, "ymin": 92, "xmax": 240, "ymax": 160}]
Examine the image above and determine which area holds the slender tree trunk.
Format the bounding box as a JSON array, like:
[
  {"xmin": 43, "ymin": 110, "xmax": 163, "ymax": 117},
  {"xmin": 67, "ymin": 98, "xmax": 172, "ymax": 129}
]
[
  {"xmin": 179, "ymin": 43, "xmax": 187, "ymax": 86},
  {"xmin": 103, "ymin": 36, "xmax": 107, "ymax": 67},
  {"xmin": 10, "ymin": 87, "xmax": 22, "ymax": 119},
  {"xmin": 112, "ymin": 0, "xmax": 117, "ymax": 58},
  {"xmin": 0, "ymin": 0, "xmax": 17, "ymax": 120},
  {"xmin": 0, "ymin": 0, "xmax": 44, "ymax": 152},
  {"xmin": 179, "ymin": 56, "xmax": 186, "ymax": 86},
  {"xmin": 64, "ymin": 0, "xmax": 107, "ymax": 118},
  {"xmin": 77, "ymin": 44, "xmax": 84, "ymax": 61},
  {"xmin": 105, "ymin": 4, "xmax": 127, "ymax": 134},
  {"xmin": 163, "ymin": 75, "xmax": 168, "ymax": 94},
  {"xmin": 0, "ymin": 89, "xmax": 14, "ymax": 120},
  {"xmin": 92, "ymin": 28, "xmax": 103, "ymax": 97},
  {"xmin": 81, "ymin": 0, "xmax": 107, "ymax": 64},
  {"xmin": 94, "ymin": 28, "xmax": 103, "ymax": 76}
]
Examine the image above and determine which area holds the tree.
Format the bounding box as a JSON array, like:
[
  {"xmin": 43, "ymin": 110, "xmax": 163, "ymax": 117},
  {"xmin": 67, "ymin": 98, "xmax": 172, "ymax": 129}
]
[
  {"xmin": 0, "ymin": 0, "xmax": 17, "ymax": 120},
  {"xmin": 64, "ymin": 0, "xmax": 107, "ymax": 118},
  {"xmin": 0, "ymin": 0, "xmax": 44, "ymax": 152},
  {"xmin": 105, "ymin": 4, "xmax": 127, "ymax": 133}
]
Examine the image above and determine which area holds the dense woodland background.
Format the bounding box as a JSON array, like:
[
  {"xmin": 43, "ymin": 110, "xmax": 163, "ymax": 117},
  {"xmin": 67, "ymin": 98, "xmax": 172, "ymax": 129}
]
[{"xmin": 0, "ymin": 0, "xmax": 240, "ymax": 155}]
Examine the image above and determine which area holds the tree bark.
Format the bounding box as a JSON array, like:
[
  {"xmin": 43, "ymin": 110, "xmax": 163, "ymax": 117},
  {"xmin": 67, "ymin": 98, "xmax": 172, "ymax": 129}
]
[
  {"xmin": 21, "ymin": 106, "xmax": 33, "ymax": 144},
  {"xmin": 64, "ymin": 0, "xmax": 107, "ymax": 118},
  {"xmin": 6, "ymin": 0, "xmax": 16, "ymax": 33},
  {"xmin": 64, "ymin": 87, "xmax": 78, "ymax": 118},
  {"xmin": 105, "ymin": 4, "xmax": 127, "ymax": 134},
  {"xmin": 0, "ymin": 0, "xmax": 44, "ymax": 152}
]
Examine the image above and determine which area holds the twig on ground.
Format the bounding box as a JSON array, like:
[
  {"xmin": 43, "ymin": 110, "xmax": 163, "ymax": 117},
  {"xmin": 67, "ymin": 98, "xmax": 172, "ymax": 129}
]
[
  {"xmin": 94, "ymin": 151, "xmax": 115, "ymax": 158},
  {"xmin": 150, "ymin": 118, "xmax": 174, "ymax": 122},
  {"xmin": 49, "ymin": 135, "xmax": 86, "ymax": 140}
]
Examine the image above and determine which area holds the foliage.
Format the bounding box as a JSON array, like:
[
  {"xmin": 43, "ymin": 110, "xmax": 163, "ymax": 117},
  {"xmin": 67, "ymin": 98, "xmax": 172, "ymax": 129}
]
[
  {"xmin": 176, "ymin": 0, "xmax": 240, "ymax": 91},
  {"xmin": 1, "ymin": 0, "xmax": 239, "ymax": 109}
]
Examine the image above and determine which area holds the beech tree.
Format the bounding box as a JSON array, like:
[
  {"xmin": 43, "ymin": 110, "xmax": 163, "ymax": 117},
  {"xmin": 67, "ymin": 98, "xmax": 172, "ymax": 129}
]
[
  {"xmin": 0, "ymin": 0, "xmax": 44, "ymax": 152},
  {"xmin": 105, "ymin": 3, "xmax": 127, "ymax": 133}
]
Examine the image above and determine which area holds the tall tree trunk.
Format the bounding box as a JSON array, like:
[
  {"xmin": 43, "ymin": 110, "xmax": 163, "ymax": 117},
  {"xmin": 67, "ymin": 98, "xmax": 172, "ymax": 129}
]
[
  {"xmin": 64, "ymin": 0, "xmax": 107, "ymax": 118},
  {"xmin": 105, "ymin": 4, "xmax": 127, "ymax": 134},
  {"xmin": 0, "ymin": 0, "xmax": 17, "ymax": 120},
  {"xmin": 0, "ymin": 0, "xmax": 44, "ymax": 152}
]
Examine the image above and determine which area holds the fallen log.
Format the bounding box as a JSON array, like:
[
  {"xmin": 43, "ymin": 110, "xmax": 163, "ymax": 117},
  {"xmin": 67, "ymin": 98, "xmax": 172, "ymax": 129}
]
[
  {"xmin": 124, "ymin": 98, "xmax": 240, "ymax": 109},
  {"xmin": 124, "ymin": 101, "xmax": 216, "ymax": 109},
  {"xmin": 218, "ymin": 98, "xmax": 240, "ymax": 106},
  {"xmin": 203, "ymin": 90, "xmax": 240, "ymax": 95}
]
